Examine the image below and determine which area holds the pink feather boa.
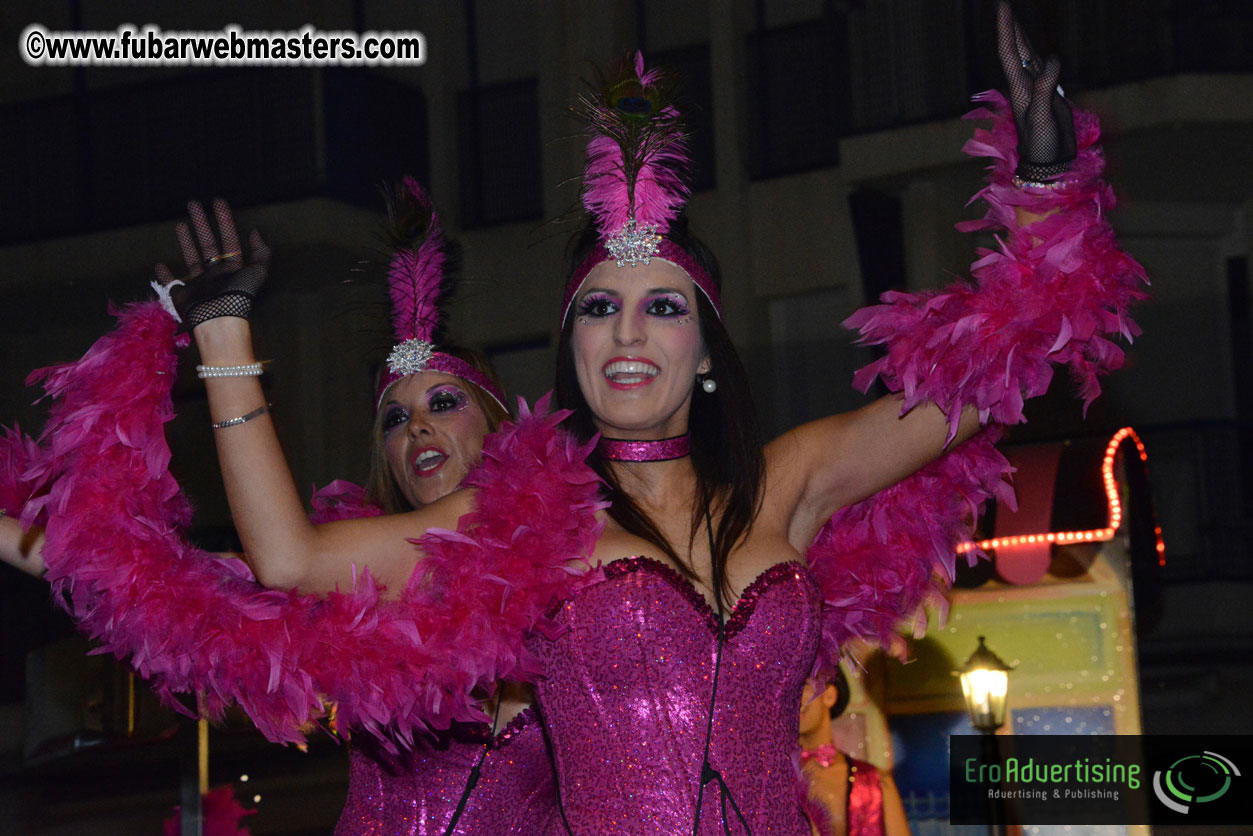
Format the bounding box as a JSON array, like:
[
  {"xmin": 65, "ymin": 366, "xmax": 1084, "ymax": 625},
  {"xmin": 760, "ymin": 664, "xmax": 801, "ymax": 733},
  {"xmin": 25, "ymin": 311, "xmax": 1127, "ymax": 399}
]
[
  {"xmin": 0, "ymin": 424, "xmax": 48, "ymax": 522},
  {"xmin": 23, "ymin": 303, "xmax": 603, "ymax": 746},
  {"xmin": 805, "ymin": 430, "xmax": 1013, "ymax": 678},
  {"xmin": 806, "ymin": 94, "xmax": 1146, "ymax": 676},
  {"xmin": 844, "ymin": 91, "xmax": 1147, "ymax": 438},
  {"xmin": 796, "ymin": 758, "xmax": 836, "ymax": 836}
]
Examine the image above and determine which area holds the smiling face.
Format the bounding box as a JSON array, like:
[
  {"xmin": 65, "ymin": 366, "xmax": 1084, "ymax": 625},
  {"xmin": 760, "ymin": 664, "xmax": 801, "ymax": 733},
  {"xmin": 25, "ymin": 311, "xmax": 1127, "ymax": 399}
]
[
  {"xmin": 379, "ymin": 371, "xmax": 492, "ymax": 508},
  {"xmin": 571, "ymin": 259, "xmax": 710, "ymax": 439}
]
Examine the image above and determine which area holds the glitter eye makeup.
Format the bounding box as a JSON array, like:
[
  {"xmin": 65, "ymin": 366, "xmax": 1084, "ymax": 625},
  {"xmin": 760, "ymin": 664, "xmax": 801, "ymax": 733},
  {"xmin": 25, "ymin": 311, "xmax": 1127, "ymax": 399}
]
[
  {"xmin": 428, "ymin": 386, "xmax": 470, "ymax": 413},
  {"xmin": 381, "ymin": 405, "xmax": 408, "ymax": 433},
  {"xmin": 577, "ymin": 291, "xmax": 618, "ymax": 319},
  {"xmin": 642, "ymin": 292, "xmax": 691, "ymax": 318}
]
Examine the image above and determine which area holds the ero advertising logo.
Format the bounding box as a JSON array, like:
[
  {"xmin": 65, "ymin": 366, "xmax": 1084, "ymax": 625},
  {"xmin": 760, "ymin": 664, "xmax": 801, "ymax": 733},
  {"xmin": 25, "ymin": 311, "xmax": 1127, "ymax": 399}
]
[
  {"xmin": 950, "ymin": 734, "xmax": 1253, "ymax": 826},
  {"xmin": 1152, "ymin": 751, "xmax": 1241, "ymax": 815}
]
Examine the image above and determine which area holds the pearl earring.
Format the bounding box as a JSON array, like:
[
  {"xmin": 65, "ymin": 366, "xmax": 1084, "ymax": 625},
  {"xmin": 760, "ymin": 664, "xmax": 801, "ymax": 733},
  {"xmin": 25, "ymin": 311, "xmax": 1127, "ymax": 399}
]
[{"xmin": 701, "ymin": 377, "xmax": 717, "ymax": 393}]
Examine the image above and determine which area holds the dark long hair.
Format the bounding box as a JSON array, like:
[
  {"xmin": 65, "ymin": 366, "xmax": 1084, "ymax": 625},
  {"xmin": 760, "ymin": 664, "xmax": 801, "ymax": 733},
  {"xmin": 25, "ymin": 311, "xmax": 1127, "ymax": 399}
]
[{"xmin": 555, "ymin": 218, "xmax": 765, "ymax": 608}]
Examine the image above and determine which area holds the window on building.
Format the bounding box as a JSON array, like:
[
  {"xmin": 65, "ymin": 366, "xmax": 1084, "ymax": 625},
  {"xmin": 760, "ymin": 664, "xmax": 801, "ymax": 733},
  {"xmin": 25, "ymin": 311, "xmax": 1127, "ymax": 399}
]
[
  {"xmin": 648, "ymin": 44, "xmax": 716, "ymax": 191},
  {"xmin": 746, "ymin": 18, "xmax": 847, "ymax": 178},
  {"xmin": 457, "ymin": 78, "xmax": 544, "ymax": 228},
  {"xmin": 323, "ymin": 69, "xmax": 430, "ymax": 209}
]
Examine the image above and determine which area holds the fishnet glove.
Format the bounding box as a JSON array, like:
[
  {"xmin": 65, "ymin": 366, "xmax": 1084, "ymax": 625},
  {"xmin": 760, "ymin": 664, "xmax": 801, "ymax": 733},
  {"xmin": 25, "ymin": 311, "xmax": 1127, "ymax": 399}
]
[
  {"xmin": 154, "ymin": 199, "xmax": 270, "ymax": 329},
  {"xmin": 996, "ymin": 1, "xmax": 1076, "ymax": 181}
]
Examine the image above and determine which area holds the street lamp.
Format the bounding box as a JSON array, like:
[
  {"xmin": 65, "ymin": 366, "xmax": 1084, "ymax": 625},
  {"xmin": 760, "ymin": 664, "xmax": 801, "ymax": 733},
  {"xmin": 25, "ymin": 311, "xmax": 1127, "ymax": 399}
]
[
  {"xmin": 958, "ymin": 635, "xmax": 1013, "ymax": 732},
  {"xmin": 957, "ymin": 636, "xmax": 1015, "ymax": 836}
]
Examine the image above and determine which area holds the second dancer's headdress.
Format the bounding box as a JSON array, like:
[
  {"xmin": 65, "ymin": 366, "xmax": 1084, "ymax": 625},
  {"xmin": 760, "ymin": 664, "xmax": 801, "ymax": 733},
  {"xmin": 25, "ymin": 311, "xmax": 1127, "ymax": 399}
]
[
  {"xmin": 562, "ymin": 52, "xmax": 721, "ymax": 323},
  {"xmin": 378, "ymin": 177, "xmax": 507, "ymax": 411}
]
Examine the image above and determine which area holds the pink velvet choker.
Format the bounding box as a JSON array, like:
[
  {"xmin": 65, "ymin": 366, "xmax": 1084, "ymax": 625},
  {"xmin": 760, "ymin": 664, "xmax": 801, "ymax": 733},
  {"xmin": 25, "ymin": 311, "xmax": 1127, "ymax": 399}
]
[{"xmin": 598, "ymin": 434, "xmax": 691, "ymax": 462}]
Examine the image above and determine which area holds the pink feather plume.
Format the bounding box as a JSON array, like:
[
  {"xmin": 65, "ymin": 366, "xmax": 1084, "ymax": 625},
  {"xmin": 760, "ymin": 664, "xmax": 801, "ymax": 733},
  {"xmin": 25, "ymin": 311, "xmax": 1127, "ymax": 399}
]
[
  {"xmin": 387, "ymin": 176, "xmax": 446, "ymax": 344},
  {"xmin": 578, "ymin": 52, "xmax": 692, "ymax": 241}
]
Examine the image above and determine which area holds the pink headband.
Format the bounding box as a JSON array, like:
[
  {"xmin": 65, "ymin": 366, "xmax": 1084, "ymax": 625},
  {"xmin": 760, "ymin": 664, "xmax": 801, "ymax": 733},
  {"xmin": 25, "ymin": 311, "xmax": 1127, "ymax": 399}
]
[
  {"xmin": 376, "ymin": 177, "xmax": 508, "ymax": 414},
  {"xmin": 375, "ymin": 349, "xmax": 508, "ymax": 412},
  {"xmin": 567, "ymin": 54, "xmax": 715, "ymax": 326},
  {"xmin": 562, "ymin": 239, "xmax": 721, "ymax": 325}
]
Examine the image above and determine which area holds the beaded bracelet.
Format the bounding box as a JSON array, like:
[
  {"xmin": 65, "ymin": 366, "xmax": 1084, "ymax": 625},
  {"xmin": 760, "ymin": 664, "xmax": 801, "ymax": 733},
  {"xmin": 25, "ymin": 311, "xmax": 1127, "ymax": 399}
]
[
  {"xmin": 211, "ymin": 404, "xmax": 271, "ymax": 430},
  {"xmin": 1011, "ymin": 174, "xmax": 1075, "ymax": 192},
  {"xmin": 197, "ymin": 362, "xmax": 264, "ymax": 379}
]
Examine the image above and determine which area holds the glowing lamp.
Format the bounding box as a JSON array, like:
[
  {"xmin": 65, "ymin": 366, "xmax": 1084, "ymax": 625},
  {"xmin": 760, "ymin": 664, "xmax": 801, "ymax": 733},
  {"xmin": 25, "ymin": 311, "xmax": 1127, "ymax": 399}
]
[{"xmin": 957, "ymin": 636, "xmax": 1014, "ymax": 733}]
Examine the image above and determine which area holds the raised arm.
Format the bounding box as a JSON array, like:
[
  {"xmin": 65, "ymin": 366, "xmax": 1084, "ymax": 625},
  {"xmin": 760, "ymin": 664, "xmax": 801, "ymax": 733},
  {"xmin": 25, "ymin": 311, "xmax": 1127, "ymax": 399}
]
[
  {"xmin": 771, "ymin": 1, "xmax": 1144, "ymax": 551},
  {"xmin": 769, "ymin": 397, "xmax": 982, "ymax": 550},
  {"xmin": 162, "ymin": 200, "xmax": 467, "ymax": 594},
  {"xmin": 773, "ymin": 3, "xmax": 1146, "ymax": 676},
  {"xmin": 26, "ymin": 299, "xmax": 603, "ymax": 742}
]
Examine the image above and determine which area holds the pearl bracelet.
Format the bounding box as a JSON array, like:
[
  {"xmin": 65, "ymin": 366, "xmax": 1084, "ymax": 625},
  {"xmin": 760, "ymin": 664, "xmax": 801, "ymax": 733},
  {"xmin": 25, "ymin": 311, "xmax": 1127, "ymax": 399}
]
[{"xmin": 197, "ymin": 362, "xmax": 264, "ymax": 379}]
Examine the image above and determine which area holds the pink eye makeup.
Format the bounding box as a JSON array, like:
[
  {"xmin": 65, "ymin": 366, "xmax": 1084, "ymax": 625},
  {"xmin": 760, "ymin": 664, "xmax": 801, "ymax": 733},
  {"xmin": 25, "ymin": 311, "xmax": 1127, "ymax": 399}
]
[
  {"xmin": 577, "ymin": 291, "xmax": 619, "ymax": 319},
  {"xmin": 381, "ymin": 405, "xmax": 408, "ymax": 434},
  {"xmin": 427, "ymin": 385, "xmax": 470, "ymax": 413},
  {"xmin": 642, "ymin": 292, "xmax": 691, "ymax": 318}
]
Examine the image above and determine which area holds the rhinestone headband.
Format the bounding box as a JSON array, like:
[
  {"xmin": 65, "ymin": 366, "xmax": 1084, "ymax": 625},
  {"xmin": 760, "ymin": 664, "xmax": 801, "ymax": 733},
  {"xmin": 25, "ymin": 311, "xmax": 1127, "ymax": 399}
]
[
  {"xmin": 562, "ymin": 239, "xmax": 721, "ymax": 325},
  {"xmin": 376, "ymin": 344, "xmax": 508, "ymax": 412}
]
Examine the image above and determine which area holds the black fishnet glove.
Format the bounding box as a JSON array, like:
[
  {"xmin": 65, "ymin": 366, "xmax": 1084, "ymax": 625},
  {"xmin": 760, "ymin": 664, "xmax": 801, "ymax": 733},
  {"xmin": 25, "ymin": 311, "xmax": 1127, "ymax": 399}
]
[
  {"xmin": 996, "ymin": 1, "xmax": 1076, "ymax": 181},
  {"xmin": 155, "ymin": 199, "xmax": 270, "ymax": 329}
]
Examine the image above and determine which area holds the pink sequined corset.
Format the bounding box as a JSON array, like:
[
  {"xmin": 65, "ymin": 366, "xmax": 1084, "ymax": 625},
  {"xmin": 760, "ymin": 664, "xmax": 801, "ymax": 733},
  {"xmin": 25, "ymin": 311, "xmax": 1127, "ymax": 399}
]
[
  {"xmin": 334, "ymin": 707, "xmax": 555, "ymax": 836},
  {"xmin": 532, "ymin": 557, "xmax": 822, "ymax": 835}
]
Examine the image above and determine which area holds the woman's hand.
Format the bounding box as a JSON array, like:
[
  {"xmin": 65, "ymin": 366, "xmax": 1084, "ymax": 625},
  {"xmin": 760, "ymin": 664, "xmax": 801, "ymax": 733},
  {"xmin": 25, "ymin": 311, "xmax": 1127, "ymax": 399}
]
[
  {"xmin": 996, "ymin": 1, "xmax": 1075, "ymax": 181},
  {"xmin": 155, "ymin": 199, "xmax": 270, "ymax": 330}
]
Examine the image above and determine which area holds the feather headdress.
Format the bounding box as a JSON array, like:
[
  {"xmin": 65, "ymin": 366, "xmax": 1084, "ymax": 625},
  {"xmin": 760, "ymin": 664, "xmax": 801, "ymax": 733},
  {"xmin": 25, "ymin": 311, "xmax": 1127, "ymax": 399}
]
[
  {"xmin": 563, "ymin": 53, "xmax": 720, "ymax": 322},
  {"xmin": 579, "ymin": 52, "xmax": 690, "ymax": 251},
  {"xmin": 378, "ymin": 177, "xmax": 506, "ymax": 410}
]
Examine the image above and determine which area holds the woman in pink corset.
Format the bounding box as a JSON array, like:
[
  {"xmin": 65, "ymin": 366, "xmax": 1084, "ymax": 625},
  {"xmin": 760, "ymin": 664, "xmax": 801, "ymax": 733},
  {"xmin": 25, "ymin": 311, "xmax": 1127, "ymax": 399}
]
[
  {"xmin": 510, "ymin": 6, "xmax": 1142, "ymax": 832},
  {"xmin": 0, "ymin": 179, "xmax": 559, "ymax": 836},
  {"xmin": 13, "ymin": 4, "xmax": 1144, "ymax": 834},
  {"xmin": 186, "ymin": 180, "xmax": 559, "ymax": 836}
]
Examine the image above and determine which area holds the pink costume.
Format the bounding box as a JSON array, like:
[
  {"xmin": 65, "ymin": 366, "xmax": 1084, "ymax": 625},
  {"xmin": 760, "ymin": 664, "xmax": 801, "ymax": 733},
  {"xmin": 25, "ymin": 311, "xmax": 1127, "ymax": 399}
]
[
  {"xmin": 306, "ymin": 488, "xmax": 559, "ymax": 836},
  {"xmin": 799, "ymin": 748, "xmax": 886, "ymax": 836},
  {"xmin": 524, "ymin": 63, "xmax": 1146, "ymax": 831},
  {"xmin": 334, "ymin": 710, "xmax": 556, "ymax": 836},
  {"xmin": 0, "ymin": 70, "xmax": 1144, "ymax": 836},
  {"xmin": 845, "ymin": 758, "xmax": 886, "ymax": 836},
  {"xmin": 533, "ymin": 558, "xmax": 820, "ymax": 835}
]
